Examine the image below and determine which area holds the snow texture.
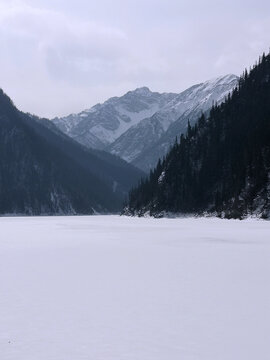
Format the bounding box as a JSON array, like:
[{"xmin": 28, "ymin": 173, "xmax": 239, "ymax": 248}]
[{"xmin": 1, "ymin": 215, "xmax": 270, "ymax": 360}]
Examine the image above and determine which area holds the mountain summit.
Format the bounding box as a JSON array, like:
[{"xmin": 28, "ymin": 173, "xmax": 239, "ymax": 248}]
[
  {"xmin": 52, "ymin": 75, "xmax": 238, "ymax": 171},
  {"xmin": 52, "ymin": 87, "xmax": 177, "ymax": 150}
]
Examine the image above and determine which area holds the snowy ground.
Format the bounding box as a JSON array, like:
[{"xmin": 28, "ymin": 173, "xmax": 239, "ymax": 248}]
[{"xmin": 1, "ymin": 216, "xmax": 270, "ymax": 360}]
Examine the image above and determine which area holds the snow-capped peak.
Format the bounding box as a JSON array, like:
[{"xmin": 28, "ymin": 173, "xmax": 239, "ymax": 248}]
[
  {"xmin": 52, "ymin": 86, "xmax": 177, "ymax": 148},
  {"xmin": 132, "ymin": 87, "xmax": 151, "ymax": 95},
  {"xmin": 52, "ymin": 74, "xmax": 238, "ymax": 168}
]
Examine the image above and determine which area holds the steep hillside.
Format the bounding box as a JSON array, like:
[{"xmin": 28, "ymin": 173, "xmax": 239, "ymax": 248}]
[
  {"xmin": 124, "ymin": 54, "xmax": 270, "ymax": 219},
  {"xmin": 0, "ymin": 90, "xmax": 143, "ymax": 215}
]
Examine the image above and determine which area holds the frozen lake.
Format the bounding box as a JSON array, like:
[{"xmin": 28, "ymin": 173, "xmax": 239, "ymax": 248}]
[{"xmin": 1, "ymin": 215, "xmax": 270, "ymax": 360}]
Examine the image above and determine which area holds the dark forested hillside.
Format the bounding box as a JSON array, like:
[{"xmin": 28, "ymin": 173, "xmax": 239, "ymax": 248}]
[
  {"xmin": 0, "ymin": 90, "xmax": 143, "ymax": 215},
  {"xmin": 124, "ymin": 53, "xmax": 270, "ymax": 219}
]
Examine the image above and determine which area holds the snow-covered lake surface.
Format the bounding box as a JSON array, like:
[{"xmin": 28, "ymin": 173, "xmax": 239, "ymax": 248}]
[{"xmin": 1, "ymin": 215, "xmax": 270, "ymax": 360}]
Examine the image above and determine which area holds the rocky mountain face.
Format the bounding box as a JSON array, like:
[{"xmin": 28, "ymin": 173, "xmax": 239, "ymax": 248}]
[
  {"xmin": 52, "ymin": 75, "xmax": 238, "ymax": 172},
  {"xmin": 52, "ymin": 87, "xmax": 177, "ymax": 150},
  {"xmin": 0, "ymin": 89, "xmax": 143, "ymax": 215}
]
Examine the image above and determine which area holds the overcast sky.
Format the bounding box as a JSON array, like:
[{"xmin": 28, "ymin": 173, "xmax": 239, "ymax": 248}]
[{"xmin": 0, "ymin": 0, "xmax": 269, "ymax": 118}]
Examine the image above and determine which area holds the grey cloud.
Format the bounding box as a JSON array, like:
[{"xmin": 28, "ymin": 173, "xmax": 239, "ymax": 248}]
[{"xmin": 0, "ymin": 0, "xmax": 270, "ymax": 118}]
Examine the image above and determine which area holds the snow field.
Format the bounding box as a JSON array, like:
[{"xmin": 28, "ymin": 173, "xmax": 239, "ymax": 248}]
[{"xmin": 0, "ymin": 216, "xmax": 270, "ymax": 360}]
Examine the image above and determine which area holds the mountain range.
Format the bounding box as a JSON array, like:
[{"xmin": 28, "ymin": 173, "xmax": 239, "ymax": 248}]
[
  {"xmin": 1, "ymin": 52, "xmax": 269, "ymax": 219},
  {"xmin": 52, "ymin": 75, "xmax": 238, "ymax": 171}
]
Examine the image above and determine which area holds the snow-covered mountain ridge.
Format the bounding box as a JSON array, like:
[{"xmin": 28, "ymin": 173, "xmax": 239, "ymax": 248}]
[
  {"xmin": 52, "ymin": 87, "xmax": 177, "ymax": 149},
  {"xmin": 52, "ymin": 74, "xmax": 238, "ymax": 170}
]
